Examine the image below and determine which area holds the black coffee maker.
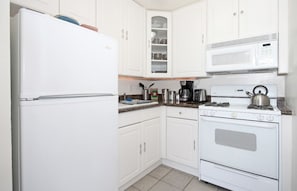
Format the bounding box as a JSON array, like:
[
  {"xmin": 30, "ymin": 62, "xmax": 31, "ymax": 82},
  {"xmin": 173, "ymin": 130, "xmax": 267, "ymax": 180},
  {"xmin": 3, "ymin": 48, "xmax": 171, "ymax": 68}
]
[{"xmin": 179, "ymin": 81, "xmax": 193, "ymax": 102}]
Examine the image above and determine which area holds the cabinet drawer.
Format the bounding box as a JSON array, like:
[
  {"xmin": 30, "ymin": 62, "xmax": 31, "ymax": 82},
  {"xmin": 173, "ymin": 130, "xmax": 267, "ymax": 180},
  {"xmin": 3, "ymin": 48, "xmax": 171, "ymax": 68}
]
[
  {"xmin": 119, "ymin": 107, "xmax": 161, "ymax": 127},
  {"xmin": 200, "ymin": 161, "xmax": 278, "ymax": 191},
  {"xmin": 166, "ymin": 107, "xmax": 198, "ymax": 120}
]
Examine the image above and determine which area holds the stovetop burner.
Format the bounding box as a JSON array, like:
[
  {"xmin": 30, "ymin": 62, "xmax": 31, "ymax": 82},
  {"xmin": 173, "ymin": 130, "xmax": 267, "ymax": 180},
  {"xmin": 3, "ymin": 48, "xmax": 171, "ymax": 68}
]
[
  {"xmin": 204, "ymin": 102, "xmax": 230, "ymax": 107},
  {"xmin": 247, "ymin": 104, "xmax": 274, "ymax": 110}
]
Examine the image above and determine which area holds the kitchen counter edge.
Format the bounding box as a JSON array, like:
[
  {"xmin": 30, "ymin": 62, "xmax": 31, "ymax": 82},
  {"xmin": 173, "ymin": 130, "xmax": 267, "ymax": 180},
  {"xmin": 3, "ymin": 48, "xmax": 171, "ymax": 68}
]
[{"xmin": 118, "ymin": 102, "xmax": 292, "ymax": 115}]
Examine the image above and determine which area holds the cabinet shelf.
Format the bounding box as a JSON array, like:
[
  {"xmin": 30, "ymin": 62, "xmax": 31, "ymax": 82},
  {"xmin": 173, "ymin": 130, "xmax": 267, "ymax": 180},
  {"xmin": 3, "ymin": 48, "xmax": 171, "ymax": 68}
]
[
  {"xmin": 152, "ymin": 44, "xmax": 167, "ymax": 47},
  {"xmin": 152, "ymin": 60, "xmax": 167, "ymax": 62},
  {"xmin": 152, "ymin": 27, "xmax": 167, "ymax": 31}
]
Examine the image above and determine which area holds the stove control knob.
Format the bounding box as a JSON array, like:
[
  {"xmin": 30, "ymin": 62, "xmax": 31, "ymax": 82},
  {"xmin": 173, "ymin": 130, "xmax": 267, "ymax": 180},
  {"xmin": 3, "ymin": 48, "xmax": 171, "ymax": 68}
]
[
  {"xmin": 267, "ymin": 115, "xmax": 274, "ymax": 122},
  {"xmin": 257, "ymin": 114, "xmax": 264, "ymax": 121},
  {"xmin": 231, "ymin": 112, "xmax": 237, "ymax": 118}
]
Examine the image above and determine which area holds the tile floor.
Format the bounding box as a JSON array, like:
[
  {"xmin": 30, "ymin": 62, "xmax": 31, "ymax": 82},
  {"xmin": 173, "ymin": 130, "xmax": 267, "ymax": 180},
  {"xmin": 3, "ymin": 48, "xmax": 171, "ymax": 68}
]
[{"xmin": 125, "ymin": 165, "xmax": 230, "ymax": 191}]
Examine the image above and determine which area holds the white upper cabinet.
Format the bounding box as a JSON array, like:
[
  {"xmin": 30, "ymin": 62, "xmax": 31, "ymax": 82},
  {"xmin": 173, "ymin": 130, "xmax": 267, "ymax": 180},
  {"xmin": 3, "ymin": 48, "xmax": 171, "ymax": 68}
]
[
  {"xmin": 146, "ymin": 11, "xmax": 172, "ymax": 78},
  {"xmin": 59, "ymin": 0, "xmax": 96, "ymax": 26},
  {"xmin": 207, "ymin": 0, "xmax": 278, "ymax": 44},
  {"xmin": 11, "ymin": 0, "xmax": 59, "ymax": 15},
  {"xmin": 11, "ymin": 0, "xmax": 96, "ymax": 26},
  {"xmin": 172, "ymin": 1, "xmax": 207, "ymax": 77},
  {"xmin": 98, "ymin": 0, "xmax": 144, "ymax": 77},
  {"xmin": 238, "ymin": 0, "xmax": 278, "ymax": 39},
  {"xmin": 123, "ymin": 0, "xmax": 145, "ymax": 77},
  {"xmin": 207, "ymin": 0, "xmax": 238, "ymax": 43},
  {"xmin": 97, "ymin": 0, "xmax": 123, "ymax": 73}
]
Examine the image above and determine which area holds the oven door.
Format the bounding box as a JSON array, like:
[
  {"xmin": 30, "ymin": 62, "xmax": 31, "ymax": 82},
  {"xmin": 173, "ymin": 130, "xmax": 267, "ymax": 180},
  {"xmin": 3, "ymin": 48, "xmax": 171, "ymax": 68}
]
[{"xmin": 199, "ymin": 116, "xmax": 278, "ymax": 179}]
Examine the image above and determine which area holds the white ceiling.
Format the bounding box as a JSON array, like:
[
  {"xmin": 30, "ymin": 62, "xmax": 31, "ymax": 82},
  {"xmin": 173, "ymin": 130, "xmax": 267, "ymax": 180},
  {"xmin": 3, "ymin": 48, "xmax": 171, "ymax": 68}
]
[{"xmin": 134, "ymin": 0, "xmax": 200, "ymax": 11}]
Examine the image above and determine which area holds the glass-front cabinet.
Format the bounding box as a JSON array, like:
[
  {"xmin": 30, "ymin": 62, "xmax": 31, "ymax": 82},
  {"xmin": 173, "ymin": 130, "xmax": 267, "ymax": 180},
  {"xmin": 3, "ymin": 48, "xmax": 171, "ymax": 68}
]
[{"xmin": 146, "ymin": 11, "xmax": 172, "ymax": 77}]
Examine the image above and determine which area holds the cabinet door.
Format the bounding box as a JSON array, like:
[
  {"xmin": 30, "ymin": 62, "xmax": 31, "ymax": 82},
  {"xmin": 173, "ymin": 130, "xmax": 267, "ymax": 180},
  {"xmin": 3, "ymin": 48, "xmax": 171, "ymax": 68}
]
[
  {"xmin": 207, "ymin": 0, "xmax": 238, "ymax": 44},
  {"xmin": 124, "ymin": 0, "xmax": 145, "ymax": 77},
  {"xmin": 60, "ymin": 0, "xmax": 96, "ymax": 26},
  {"xmin": 118, "ymin": 123, "xmax": 142, "ymax": 186},
  {"xmin": 146, "ymin": 11, "xmax": 172, "ymax": 78},
  {"xmin": 11, "ymin": 0, "xmax": 59, "ymax": 15},
  {"xmin": 239, "ymin": 0, "xmax": 278, "ymax": 39},
  {"xmin": 97, "ymin": 0, "xmax": 123, "ymax": 73},
  {"xmin": 172, "ymin": 1, "xmax": 207, "ymax": 77},
  {"xmin": 142, "ymin": 118, "xmax": 161, "ymax": 170},
  {"xmin": 166, "ymin": 117, "xmax": 198, "ymax": 168}
]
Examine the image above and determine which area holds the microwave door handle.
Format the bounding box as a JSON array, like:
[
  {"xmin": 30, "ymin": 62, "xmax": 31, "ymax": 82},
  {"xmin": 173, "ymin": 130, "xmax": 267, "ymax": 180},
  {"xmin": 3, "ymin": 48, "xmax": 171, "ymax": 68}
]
[{"xmin": 200, "ymin": 116, "xmax": 277, "ymax": 129}]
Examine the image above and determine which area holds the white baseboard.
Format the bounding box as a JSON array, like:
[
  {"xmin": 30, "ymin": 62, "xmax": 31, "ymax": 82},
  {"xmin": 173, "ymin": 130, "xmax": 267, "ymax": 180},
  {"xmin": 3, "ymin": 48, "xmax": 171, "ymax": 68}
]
[{"xmin": 162, "ymin": 159, "xmax": 199, "ymax": 177}]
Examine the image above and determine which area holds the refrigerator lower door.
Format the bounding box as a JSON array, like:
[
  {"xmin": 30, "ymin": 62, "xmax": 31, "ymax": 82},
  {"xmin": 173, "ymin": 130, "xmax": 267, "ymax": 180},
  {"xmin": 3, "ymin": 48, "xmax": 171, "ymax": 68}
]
[{"xmin": 18, "ymin": 96, "xmax": 118, "ymax": 191}]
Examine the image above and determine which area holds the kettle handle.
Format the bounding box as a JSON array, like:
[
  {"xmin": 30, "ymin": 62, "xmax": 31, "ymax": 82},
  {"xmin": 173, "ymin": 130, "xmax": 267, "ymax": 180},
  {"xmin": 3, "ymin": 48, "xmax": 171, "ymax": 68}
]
[{"xmin": 253, "ymin": 85, "xmax": 268, "ymax": 95}]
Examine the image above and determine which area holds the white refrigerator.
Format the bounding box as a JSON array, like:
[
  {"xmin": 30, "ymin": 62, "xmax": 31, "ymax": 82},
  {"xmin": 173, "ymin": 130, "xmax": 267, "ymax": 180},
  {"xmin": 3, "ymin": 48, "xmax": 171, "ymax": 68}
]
[{"xmin": 11, "ymin": 9, "xmax": 118, "ymax": 191}]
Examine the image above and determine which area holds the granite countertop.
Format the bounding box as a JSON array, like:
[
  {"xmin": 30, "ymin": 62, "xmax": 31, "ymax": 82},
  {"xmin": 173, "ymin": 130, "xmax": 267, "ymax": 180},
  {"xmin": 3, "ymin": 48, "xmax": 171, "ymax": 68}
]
[
  {"xmin": 163, "ymin": 101, "xmax": 202, "ymax": 108},
  {"xmin": 118, "ymin": 102, "xmax": 162, "ymax": 113},
  {"xmin": 118, "ymin": 96, "xmax": 292, "ymax": 115},
  {"xmin": 277, "ymin": 98, "xmax": 293, "ymax": 115},
  {"xmin": 118, "ymin": 101, "xmax": 201, "ymax": 113}
]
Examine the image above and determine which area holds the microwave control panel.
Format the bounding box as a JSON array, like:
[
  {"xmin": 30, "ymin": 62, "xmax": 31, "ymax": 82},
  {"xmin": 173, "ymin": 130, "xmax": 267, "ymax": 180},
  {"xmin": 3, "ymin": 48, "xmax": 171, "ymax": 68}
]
[{"xmin": 256, "ymin": 41, "xmax": 278, "ymax": 66}]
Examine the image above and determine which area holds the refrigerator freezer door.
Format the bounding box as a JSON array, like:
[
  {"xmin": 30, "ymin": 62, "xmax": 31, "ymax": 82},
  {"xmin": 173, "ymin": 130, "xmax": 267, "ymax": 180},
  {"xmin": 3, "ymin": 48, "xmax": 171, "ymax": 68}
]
[
  {"xmin": 19, "ymin": 96, "xmax": 118, "ymax": 191},
  {"xmin": 13, "ymin": 9, "xmax": 118, "ymax": 99}
]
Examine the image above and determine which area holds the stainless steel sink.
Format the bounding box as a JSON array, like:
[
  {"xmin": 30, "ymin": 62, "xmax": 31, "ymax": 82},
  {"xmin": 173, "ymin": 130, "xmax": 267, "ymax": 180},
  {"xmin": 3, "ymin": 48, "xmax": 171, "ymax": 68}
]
[
  {"xmin": 120, "ymin": 99, "xmax": 152, "ymax": 105},
  {"xmin": 118, "ymin": 100, "xmax": 158, "ymax": 109}
]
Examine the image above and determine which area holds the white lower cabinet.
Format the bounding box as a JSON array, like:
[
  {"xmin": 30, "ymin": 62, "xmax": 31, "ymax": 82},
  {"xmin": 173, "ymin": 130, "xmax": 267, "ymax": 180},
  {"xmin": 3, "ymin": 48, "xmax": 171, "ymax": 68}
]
[
  {"xmin": 118, "ymin": 108, "xmax": 161, "ymax": 186},
  {"xmin": 119, "ymin": 123, "xmax": 142, "ymax": 185},
  {"xmin": 142, "ymin": 118, "xmax": 161, "ymax": 170},
  {"xmin": 166, "ymin": 117, "xmax": 198, "ymax": 168},
  {"xmin": 166, "ymin": 107, "xmax": 198, "ymax": 169}
]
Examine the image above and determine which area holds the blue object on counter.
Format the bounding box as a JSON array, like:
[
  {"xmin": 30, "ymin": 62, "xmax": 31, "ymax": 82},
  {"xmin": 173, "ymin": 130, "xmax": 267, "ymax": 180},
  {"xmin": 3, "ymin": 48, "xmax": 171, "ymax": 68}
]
[
  {"xmin": 55, "ymin": 15, "xmax": 79, "ymax": 25},
  {"xmin": 126, "ymin": 97, "xmax": 132, "ymax": 101}
]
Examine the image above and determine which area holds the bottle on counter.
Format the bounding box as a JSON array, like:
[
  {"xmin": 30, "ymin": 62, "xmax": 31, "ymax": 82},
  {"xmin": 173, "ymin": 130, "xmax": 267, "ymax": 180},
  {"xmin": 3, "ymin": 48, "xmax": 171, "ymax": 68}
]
[
  {"xmin": 169, "ymin": 91, "xmax": 176, "ymax": 104},
  {"xmin": 175, "ymin": 94, "xmax": 180, "ymax": 104},
  {"xmin": 162, "ymin": 89, "xmax": 169, "ymax": 103}
]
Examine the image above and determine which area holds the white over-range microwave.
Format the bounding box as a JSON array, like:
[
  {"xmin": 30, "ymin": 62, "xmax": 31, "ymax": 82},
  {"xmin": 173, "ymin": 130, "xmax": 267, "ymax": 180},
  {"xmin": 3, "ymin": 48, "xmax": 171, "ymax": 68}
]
[{"xmin": 206, "ymin": 34, "xmax": 278, "ymax": 73}]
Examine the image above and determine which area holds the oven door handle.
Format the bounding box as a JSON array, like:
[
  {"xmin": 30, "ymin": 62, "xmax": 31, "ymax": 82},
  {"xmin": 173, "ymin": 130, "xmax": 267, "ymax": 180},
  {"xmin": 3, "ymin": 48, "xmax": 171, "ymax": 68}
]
[
  {"xmin": 214, "ymin": 165, "xmax": 259, "ymax": 180},
  {"xmin": 200, "ymin": 116, "xmax": 278, "ymax": 129}
]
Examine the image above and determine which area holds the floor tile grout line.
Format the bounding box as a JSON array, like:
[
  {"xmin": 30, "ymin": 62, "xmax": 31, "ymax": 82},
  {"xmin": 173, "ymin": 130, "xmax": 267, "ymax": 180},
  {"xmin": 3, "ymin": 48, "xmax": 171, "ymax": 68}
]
[
  {"xmin": 147, "ymin": 178, "xmax": 161, "ymax": 191},
  {"xmin": 131, "ymin": 185, "xmax": 141, "ymax": 191},
  {"xmin": 161, "ymin": 168, "xmax": 194, "ymax": 190},
  {"xmin": 158, "ymin": 179, "xmax": 184, "ymax": 191},
  {"xmin": 146, "ymin": 167, "xmax": 173, "ymax": 191},
  {"xmin": 182, "ymin": 176, "xmax": 195, "ymax": 191}
]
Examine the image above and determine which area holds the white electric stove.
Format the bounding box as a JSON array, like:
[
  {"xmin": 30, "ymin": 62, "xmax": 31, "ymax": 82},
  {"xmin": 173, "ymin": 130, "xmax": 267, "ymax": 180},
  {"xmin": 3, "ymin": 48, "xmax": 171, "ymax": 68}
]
[{"xmin": 199, "ymin": 85, "xmax": 281, "ymax": 191}]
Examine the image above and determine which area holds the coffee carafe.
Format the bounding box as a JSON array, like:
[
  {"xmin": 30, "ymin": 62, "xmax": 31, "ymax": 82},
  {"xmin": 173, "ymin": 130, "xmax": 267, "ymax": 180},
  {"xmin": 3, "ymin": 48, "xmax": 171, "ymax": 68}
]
[{"xmin": 179, "ymin": 81, "xmax": 193, "ymax": 102}]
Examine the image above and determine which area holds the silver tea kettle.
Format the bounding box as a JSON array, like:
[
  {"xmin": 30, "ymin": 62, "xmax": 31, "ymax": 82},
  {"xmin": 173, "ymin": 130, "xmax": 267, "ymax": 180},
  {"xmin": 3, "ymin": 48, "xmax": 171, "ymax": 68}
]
[{"xmin": 246, "ymin": 85, "xmax": 270, "ymax": 106}]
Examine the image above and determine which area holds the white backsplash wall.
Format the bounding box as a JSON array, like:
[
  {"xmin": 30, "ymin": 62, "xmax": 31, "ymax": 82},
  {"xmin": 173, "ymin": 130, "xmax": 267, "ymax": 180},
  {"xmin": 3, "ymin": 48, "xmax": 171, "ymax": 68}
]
[
  {"xmin": 118, "ymin": 78, "xmax": 149, "ymax": 95},
  {"xmin": 119, "ymin": 72, "xmax": 286, "ymax": 97}
]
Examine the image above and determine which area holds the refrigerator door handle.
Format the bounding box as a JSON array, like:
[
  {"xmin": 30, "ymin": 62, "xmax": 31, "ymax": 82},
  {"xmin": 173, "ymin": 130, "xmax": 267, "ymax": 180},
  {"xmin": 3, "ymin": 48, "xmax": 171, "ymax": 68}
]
[{"xmin": 36, "ymin": 93, "xmax": 115, "ymax": 100}]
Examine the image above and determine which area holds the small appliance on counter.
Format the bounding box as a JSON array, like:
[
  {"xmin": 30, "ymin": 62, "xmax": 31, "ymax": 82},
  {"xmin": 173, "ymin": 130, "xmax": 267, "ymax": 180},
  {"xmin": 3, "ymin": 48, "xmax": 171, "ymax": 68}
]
[
  {"xmin": 193, "ymin": 89, "xmax": 207, "ymax": 102},
  {"xmin": 179, "ymin": 81, "xmax": 193, "ymax": 102}
]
